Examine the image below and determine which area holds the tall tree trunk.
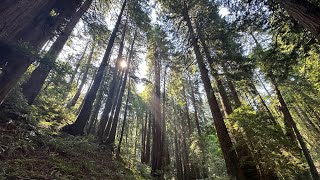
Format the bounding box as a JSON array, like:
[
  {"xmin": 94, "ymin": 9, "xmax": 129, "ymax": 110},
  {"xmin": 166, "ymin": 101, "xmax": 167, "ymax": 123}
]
[
  {"xmin": 102, "ymin": 71, "xmax": 124, "ymax": 140},
  {"xmin": 66, "ymin": 42, "xmax": 90, "ymax": 95},
  {"xmin": 67, "ymin": 44, "xmax": 95, "ymax": 108},
  {"xmin": 162, "ymin": 66, "xmax": 170, "ymax": 166},
  {"xmin": 276, "ymin": 0, "xmax": 320, "ymax": 41},
  {"xmin": 273, "ymin": 80, "xmax": 320, "ymax": 180},
  {"xmin": 77, "ymin": 68, "xmax": 97, "ymax": 113},
  {"xmin": 105, "ymin": 30, "xmax": 136, "ymax": 144},
  {"xmin": 250, "ymin": 81, "xmax": 278, "ymax": 125},
  {"xmin": 145, "ymin": 111, "xmax": 152, "ymax": 165},
  {"xmin": 151, "ymin": 39, "xmax": 164, "ymax": 178},
  {"xmin": 182, "ymin": 83, "xmax": 193, "ymax": 135},
  {"xmin": 226, "ymin": 78, "xmax": 242, "ymax": 108},
  {"xmin": 196, "ymin": 26, "xmax": 233, "ymax": 116},
  {"xmin": 272, "ymin": 80, "xmax": 297, "ymax": 142},
  {"xmin": 62, "ymin": 0, "xmax": 127, "ymax": 135},
  {"xmin": 98, "ymin": 70, "xmax": 122, "ymax": 139},
  {"xmin": 116, "ymin": 81, "xmax": 131, "ymax": 157},
  {"xmin": 141, "ymin": 112, "xmax": 148, "ymax": 163},
  {"xmin": 182, "ymin": 8, "xmax": 245, "ymax": 180},
  {"xmin": 98, "ymin": 27, "xmax": 131, "ymax": 141},
  {"xmin": 188, "ymin": 76, "xmax": 208, "ymax": 178},
  {"xmin": 22, "ymin": 0, "xmax": 93, "ymax": 104},
  {"xmin": 295, "ymin": 105, "xmax": 320, "ymax": 134},
  {"xmin": 87, "ymin": 66, "xmax": 111, "ymax": 135},
  {"xmin": 105, "ymin": 71, "xmax": 128, "ymax": 145},
  {"xmin": 180, "ymin": 108, "xmax": 191, "ymax": 180},
  {"xmin": 256, "ymin": 72, "xmax": 272, "ymax": 97},
  {"xmin": 189, "ymin": 78, "xmax": 202, "ymax": 136},
  {"xmin": 174, "ymin": 122, "xmax": 183, "ymax": 180}
]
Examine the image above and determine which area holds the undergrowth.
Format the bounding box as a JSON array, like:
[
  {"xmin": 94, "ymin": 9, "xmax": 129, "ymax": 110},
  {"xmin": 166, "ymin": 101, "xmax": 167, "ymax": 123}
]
[
  {"xmin": 0, "ymin": 96, "xmax": 149, "ymax": 180},
  {"xmin": 0, "ymin": 121, "xmax": 147, "ymax": 179}
]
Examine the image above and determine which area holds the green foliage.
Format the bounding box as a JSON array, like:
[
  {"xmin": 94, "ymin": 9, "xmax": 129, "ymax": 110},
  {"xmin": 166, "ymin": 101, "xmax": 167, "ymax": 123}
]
[
  {"xmin": 229, "ymin": 106, "xmax": 311, "ymax": 179},
  {"xmin": 0, "ymin": 86, "xmax": 30, "ymax": 122},
  {"xmin": 0, "ymin": 123, "xmax": 147, "ymax": 180}
]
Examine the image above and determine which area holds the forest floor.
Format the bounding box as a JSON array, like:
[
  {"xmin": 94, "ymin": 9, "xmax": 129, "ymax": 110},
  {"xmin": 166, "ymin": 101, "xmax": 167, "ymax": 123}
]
[{"xmin": 0, "ymin": 111, "xmax": 146, "ymax": 180}]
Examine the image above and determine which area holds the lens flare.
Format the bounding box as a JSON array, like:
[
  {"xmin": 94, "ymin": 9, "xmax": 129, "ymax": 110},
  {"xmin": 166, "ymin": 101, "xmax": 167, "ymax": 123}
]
[{"xmin": 120, "ymin": 60, "xmax": 127, "ymax": 68}]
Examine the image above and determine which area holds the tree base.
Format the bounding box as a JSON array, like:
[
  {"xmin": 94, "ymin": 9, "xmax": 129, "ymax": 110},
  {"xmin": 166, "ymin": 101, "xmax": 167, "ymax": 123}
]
[{"xmin": 61, "ymin": 124, "xmax": 84, "ymax": 136}]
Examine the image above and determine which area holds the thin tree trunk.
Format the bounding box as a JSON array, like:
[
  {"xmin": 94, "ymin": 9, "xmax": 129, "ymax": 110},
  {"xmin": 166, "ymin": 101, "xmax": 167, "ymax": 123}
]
[
  {"xmin": 273, "ymin": 81, "xmax": 320, "ymax": 180},
  {"xmin": 62, "ymin": 0, "xmax": 127, "ymax": 135},
  {"xmin": 97, "ymin": 20, "xmax": 128, "ymax": 140},
  {"xmin": 87, "ymin": 66, "xmax": 111, "ymax": 135},
  {"xmin": 67, "ymin": 44, "xmax": 95, "ymax": 108},
  {"xmin": 102, "ymin": 72, "xmax": 124, "ymax": 140},
  {"xmin": 189, "ymin": 78, "xmax": 202, "ymax": 136},
  {"xmin": 188, "ymin": 77, "xmax": 208, "ymax": 178},
  {"xmin": 141, "ymin": 111, "xmax": 147, "ymax": 162},
  {"xmin": 180, "ymin": 108, "xmax": 191, "ymax": 180},
  {"xmin": 226, "ymin": 78, "xmax": 242, "ymax": 108},
  {"xmin": 251, "ymin": 81, "xmax": 277, "ymax": 125},
  {"xmin": 256, "ymin": 72, "xmax": 272, "ymax": 97},
  {"xmin": 116, "ymin": 81, "xmax": 131, "ymax": 157},
  {"xmin": 145, "ymin": 111, "xmax": 152, "ymax": 165},
  {"xmin": 295, "ymin": 105, "xmax": 320, "ymax": 134},
  {"xmin": 105, "ymin": 71, "xmax": 128, "ymax": 144},
  {"xmin": 162, "ymin": 66, "xmax": 170, "ymax": 166},
  {"xmin": 66, "ymin": 42, "xmax": 90, "ymax": 95},
  {"xmin": 182, "ymin": 83, "xmax": 192, "ymax": 135},
  {"xmin": 174, "ymin": 122, "xmax": 183, "ymax": 180}
]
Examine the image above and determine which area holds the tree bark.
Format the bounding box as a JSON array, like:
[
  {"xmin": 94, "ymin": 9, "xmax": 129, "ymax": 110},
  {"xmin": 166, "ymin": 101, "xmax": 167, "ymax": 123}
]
[
  {"xmin": 62, "ymin": 0, "xmax": 127, "ymax": 135},
  {"xmin": 250, "ymin": 81, "xmax": 277, "ymax": 125},
  {"xmin": 162, "ymin": 66, "xmax": 170, "ymax": 166},
  {"xmin": 0, "ymin": 0, "xmax": 82, "ymax": 105},
  {"xmin": 0, "ymin": 0, "xmax": 53, "ymax": 40},
  {"xmin": 276, "ymin": 0, "xmax": 320, "ymax": 41},
  {"xmin": 105, "ymin": 31, "xmax": 135, "ymax": 145}
]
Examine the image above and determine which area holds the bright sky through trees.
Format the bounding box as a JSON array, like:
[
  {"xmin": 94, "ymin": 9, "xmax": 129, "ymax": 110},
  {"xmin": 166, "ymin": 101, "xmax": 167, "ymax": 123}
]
[{"xmin": 1, "ymin": 0, "xmax": 320, "ymax": 179}]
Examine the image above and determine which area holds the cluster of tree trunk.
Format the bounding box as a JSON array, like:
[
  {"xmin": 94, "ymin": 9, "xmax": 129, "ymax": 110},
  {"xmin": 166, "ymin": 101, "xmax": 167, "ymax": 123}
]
[
  {"xmin": 0, "ymin": 0, "xmax": 85, "ymax": 104},
  {"xmin": 62, "ymin": 0, "xmax": 127, "ymax": 136}
]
